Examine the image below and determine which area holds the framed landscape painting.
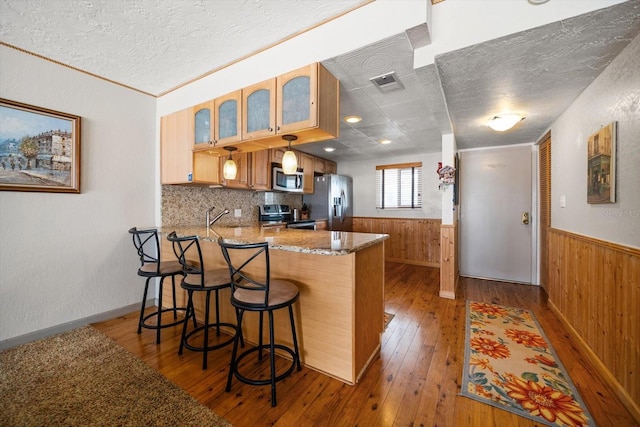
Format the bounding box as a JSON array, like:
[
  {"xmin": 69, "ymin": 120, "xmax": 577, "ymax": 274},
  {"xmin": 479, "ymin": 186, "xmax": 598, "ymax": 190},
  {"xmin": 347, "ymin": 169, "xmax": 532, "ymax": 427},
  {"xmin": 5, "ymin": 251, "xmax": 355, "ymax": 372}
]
[
  {"xmin": 587, "ymin": 121, "xmax": 616, "ymax": 204},
  {"xmin": 0, "ymin": 98, "xmax": 81, "ymax": 193}
]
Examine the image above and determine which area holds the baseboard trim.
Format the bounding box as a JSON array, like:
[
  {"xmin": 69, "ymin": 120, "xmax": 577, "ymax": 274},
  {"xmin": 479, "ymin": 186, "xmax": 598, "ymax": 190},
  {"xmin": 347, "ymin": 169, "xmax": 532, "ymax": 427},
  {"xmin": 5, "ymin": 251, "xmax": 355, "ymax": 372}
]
[{"xmin": 0, "ymin": 301, "xmax": 149, "ymax": 351}]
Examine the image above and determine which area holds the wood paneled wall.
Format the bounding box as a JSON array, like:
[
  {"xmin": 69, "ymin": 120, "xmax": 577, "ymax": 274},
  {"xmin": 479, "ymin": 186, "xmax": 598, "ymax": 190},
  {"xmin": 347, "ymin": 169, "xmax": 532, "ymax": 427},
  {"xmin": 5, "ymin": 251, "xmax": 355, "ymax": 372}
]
[
  {"xmin": 548, "ymin": 228, "xmax": 640, "ymax": 421},
  {"xmin": 439, "ymin": 222, "xmax": 458, "ymax": 299},
  {"xmin": 352, "ymin": 217, "xmax": 441, "ymax": 267}
]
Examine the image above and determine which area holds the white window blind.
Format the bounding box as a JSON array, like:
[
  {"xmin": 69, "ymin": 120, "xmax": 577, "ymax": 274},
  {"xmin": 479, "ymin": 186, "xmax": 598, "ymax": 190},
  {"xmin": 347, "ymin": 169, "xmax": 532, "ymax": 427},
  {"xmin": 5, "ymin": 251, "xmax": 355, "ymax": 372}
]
[{"xmin": 376, "ymin": 162, "xmax": 422, "ymax": 209}]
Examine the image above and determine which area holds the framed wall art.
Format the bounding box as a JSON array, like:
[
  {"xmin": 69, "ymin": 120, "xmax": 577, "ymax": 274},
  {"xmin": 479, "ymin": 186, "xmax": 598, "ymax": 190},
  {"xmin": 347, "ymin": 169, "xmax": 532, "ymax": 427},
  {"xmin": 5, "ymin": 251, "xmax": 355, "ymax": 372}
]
[
  {"xmin": 587, "ymin": 121, "xmax": 616, "ymax": 204},
  {"xmin": 0, "ymin": 98, "xmax": 81, "ymax": 193}
]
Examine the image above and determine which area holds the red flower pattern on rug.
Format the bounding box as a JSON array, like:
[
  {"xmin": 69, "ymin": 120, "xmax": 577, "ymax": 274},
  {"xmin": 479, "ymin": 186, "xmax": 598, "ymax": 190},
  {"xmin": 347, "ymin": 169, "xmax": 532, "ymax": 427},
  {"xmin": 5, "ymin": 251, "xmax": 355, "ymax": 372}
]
[{"xmin": 462, "ymin": 301, "xmax": 595, "ymax": 427}]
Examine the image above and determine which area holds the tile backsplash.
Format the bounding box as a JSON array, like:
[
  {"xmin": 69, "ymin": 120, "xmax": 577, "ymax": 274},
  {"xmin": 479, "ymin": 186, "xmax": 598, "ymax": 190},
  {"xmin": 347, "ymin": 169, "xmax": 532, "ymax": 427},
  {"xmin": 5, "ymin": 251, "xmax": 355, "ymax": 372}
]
[{"xmin": 161, "ymin": 185, "xmax": 302, "ymax": 227}]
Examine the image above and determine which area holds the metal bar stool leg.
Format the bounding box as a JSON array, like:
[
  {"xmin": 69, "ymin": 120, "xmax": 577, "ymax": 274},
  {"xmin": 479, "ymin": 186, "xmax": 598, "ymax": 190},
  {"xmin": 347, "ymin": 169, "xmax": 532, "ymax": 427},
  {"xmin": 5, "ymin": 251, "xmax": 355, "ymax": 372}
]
[
  {"xmin": 258, "ymin": 311, "xmax": 264, "ymax": 361},
  {"xmin": 289, "ymin": 305, "xmax": 302, "ymax": 371},
  {"xmin": 179, "ymin": 290, "xmax": 194, "ymax": 356},
  {"xmin": 138, "ymin": 277, "xmax": 151, "ymax": 334},
  {"xmin": 156, "ymin": 277, "xmax": 165, "ymax": 344},
  {"xmin": 202, "ymin": 290, "xmax": 211, "ymax": 370},
  {"xmin": 226, "ymin": 309, "xmax": 244, "ymax": 392},
  {"xmin": 171, "ymin": 275, "xmax": 178, "ymax": 319},
  {"xmin": 269, "ymin": 310, "xmax": 277, "ymax": 407}
]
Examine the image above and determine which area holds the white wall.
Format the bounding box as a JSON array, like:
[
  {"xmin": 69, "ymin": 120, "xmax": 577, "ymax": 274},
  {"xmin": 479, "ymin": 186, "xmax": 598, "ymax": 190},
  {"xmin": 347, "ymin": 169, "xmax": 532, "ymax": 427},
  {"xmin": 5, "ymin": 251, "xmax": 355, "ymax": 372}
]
[
  {"xmin": 339, "ymin": 152, "xmax": 442, "ymax": 219},
  {"xmin": 0, "ymin": 46, "xmax": 157, "ymax": 342},
  {"xmin": 551, "ymin": 34, "xmax": 640, "ymax": 249}
]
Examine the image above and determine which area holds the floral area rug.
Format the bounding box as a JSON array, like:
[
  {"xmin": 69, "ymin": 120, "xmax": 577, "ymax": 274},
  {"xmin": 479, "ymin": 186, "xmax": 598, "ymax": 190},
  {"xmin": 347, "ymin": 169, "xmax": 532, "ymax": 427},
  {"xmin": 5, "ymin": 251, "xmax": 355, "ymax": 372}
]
[{"xmin": 462, "ymin": 301, "xmax": 595, "ymax": 427}]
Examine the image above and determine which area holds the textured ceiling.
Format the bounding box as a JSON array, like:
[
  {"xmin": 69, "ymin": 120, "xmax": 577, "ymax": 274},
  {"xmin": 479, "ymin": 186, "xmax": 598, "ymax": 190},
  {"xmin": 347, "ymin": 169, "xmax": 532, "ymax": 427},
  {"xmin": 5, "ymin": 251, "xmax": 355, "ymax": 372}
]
[
  {"xmin": 1, "ymin": 0, "xmax": 639, "ymax": 161},
  {"xmin": 0, "ymin": 0, "xmax": 367, "ymax": 95},
  {"xmin": 436, "ymin": 0, "xmax": 640, "ymax": 149}
]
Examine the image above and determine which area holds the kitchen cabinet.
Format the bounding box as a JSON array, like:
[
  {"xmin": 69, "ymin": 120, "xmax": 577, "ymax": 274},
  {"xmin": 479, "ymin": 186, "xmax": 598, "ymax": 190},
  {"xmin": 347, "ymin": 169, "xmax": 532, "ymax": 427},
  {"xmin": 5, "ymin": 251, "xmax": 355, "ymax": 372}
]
[
  {"xmin": 192, "ymin": 100, "xmax": 215, "ymax": 151},
  {"xmin": 250, "ymin": 149, "xmax": 271, "ymax": 191},
  {"xmin": 300, "ymin": 152, "xmax": 314, "ymax": 194},
  {"xmin": 325, "ymin": 160, "xmax": 337, "ymax": 174},
  {"xmin": 314, "ymin": 157, "xmax": 325, "ymax": 174},
  {"xmin": 270, "ymin": 147, "xmax": 284, "ymax": 164},
  {"xmin": 277, "ymin": 63, "xmax": 317, "ymax": 135},
  {"xmin": 161, "ymin": 107, "xmax": 221, "ymax": 185},
  {"xmin": 193, "ymin": 90, "xmax": 242, "ymax": 152},
  {"xmin": 215, "ymin": 90, "xmax": 242, "ymax": 146},
  {"xmin": 243, "ymin": 79, "xmax": 277, "ymax": 140},
  {"xmin": 240, "ymin": 62, "xmax": 339, "ymax": 150}
]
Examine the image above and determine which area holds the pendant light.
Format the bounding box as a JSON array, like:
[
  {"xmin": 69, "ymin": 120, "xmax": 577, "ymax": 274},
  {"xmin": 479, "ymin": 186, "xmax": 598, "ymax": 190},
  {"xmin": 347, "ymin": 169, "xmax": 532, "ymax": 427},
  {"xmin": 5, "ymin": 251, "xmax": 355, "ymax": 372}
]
[
  {"xmin": 223, "ymin": 146, "xmax": 238, "ymax": 180},
  {"xmin": 281, "ymin": 134, "xmax": 298, "ymax": 175}
]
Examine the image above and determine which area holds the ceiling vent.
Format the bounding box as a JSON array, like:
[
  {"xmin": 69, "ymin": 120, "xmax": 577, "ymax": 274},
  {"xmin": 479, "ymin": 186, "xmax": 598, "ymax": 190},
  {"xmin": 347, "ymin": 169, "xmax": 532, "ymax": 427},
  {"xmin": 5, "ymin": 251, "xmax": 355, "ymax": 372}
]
[{"xmin": 369, "ymin": 71, "xmax": 404, "ymax": 93}]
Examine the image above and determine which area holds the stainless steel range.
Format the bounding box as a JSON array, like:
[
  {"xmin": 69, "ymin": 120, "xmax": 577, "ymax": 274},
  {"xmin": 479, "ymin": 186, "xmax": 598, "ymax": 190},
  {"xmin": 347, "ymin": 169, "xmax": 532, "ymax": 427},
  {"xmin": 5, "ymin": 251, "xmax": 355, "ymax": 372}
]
[{"xmin": 259, "ymin": 204, "xmax": 317, "ymax": 230}]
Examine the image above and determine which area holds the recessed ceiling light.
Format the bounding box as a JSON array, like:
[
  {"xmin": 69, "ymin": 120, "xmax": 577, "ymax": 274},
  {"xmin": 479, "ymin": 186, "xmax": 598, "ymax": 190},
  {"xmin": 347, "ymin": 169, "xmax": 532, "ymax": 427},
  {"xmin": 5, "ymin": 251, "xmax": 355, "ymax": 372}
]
[
  {"xmin": 379, "ymin": 139, "xmax": 392, "ymax": 145},
  {"xmin": 324, "ymin": 147, "xmax": 335, "ymax": 152},
  {"xmin": 344, "ymin": 115, "xmax": 362, "ymax": 124}
]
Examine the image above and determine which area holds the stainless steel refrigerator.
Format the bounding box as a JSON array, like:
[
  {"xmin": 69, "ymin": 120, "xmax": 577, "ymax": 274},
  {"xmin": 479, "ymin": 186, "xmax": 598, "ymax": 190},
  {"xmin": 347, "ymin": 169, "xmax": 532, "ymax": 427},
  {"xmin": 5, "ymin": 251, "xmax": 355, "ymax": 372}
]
[{"xmin": 303, "ymin": 174, "xmax": 353, "ymax": 231}]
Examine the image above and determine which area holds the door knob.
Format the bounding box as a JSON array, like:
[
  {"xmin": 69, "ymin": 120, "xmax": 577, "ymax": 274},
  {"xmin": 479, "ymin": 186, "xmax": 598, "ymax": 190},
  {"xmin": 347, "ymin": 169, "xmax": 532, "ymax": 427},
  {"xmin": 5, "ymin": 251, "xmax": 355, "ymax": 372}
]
[{"xmin": 521, "ymin": 212, "xmax": 529, "ymax": 225}]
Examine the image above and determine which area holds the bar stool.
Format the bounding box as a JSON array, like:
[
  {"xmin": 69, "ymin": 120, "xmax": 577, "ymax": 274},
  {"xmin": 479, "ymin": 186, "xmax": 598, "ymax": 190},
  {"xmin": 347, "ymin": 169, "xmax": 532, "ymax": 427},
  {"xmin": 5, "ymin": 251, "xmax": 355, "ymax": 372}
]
[
  {"xmin": 128, "ymin": 227, "xmax": 187, "ymax": 344},
  {"xmin": 218, "ymin": 239, "xmax": 301, "ymax": 407},
  {"xmin": 167, "ymin": 231, "xmax": 239, "ymax": 370}
]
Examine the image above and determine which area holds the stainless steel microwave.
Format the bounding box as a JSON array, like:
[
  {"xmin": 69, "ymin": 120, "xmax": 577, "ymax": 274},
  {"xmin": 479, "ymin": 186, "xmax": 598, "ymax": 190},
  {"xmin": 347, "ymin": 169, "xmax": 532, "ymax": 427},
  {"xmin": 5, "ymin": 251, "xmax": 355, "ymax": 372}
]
[{"xmin": 272, "ymin": 167, "xmax": 303, "ymax": 192}]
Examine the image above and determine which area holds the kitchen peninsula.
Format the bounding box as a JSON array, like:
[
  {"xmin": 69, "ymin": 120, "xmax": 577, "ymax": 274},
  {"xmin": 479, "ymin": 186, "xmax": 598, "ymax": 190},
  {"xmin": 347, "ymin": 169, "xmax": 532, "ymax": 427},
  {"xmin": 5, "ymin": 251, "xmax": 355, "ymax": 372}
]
[{"xmin": 160, "ymin": 225, "xmax": 388, "ymax": 385}]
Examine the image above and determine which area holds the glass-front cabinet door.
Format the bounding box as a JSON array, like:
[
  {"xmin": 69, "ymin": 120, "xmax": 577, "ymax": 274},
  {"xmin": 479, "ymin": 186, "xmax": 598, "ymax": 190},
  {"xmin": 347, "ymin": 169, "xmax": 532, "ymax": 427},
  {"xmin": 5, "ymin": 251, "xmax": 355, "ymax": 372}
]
[
  {"xmin": 214, "ymin": 90, "xmax": 242, "ymax": 145},
  {"xmin": 192, "ymin": 100, "xmax": 215, "ymax": 151},
  {"xmin": 277, "ymin": 63, "xmax": 318, "ymax": 134},
  {"xmin": 243, "ymin": 79, "xmax": 276, "ymax": 140}
]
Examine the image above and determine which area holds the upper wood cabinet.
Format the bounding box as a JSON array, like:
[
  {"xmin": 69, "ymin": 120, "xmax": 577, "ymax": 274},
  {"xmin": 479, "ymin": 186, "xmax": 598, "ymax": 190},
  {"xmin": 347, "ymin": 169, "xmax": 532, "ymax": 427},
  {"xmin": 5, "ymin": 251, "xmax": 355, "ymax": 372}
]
[
  {"xmin": 300, "ymin": 152, "xmax": 315, "ymax": 194},
  {"xmin": 192, "ymin": 100, "xmax": 215, "ymax": 151},
  {"xmin": 250, "ymin": 150, "xmax": 271, "ymax": 191},
  {"xmin": 240, "ymin": 62, "xmax": 339, "ymax": 149},
  {"xmin": 193, "ymin": 90, "xmax": 242, "ymax": 151},
  {"xmin": 161, "ymin": 107, "xmax": 220, "ymax": 185},
  {"xmin": 277, "ymin": 64, "xmax": 318, "ymax": 134},
  {"xmin": 243, "ymin": 79, "xmax": 277, "ymax": 140},
  {"xmin": 325, "ymin": 160, "xmax": 337, "ymax": 174},
  {"xmin": 215, "ymin": 90, "xmax": 242, "ymax": 146}
]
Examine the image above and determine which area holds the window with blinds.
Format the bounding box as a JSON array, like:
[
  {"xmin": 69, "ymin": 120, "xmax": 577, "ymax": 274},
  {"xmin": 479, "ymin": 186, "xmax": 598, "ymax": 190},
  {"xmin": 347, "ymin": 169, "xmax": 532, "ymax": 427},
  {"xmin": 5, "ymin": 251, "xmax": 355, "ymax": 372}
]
[{"xmin": 376, "ymin": 162, "xmax": 422, "ymax": 209}]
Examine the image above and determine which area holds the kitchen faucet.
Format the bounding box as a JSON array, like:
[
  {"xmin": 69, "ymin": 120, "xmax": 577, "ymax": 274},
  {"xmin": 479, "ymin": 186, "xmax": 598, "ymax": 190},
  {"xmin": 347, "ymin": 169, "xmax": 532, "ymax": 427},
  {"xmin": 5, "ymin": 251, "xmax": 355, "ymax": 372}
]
[{"xmin": 206, "ymin": 206, "xmax": 230, "ymax": 227}]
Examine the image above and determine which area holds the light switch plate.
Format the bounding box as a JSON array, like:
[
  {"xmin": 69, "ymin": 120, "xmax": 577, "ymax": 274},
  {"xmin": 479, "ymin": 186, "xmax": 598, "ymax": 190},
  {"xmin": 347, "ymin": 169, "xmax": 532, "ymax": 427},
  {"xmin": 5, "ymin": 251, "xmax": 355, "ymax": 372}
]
[
  {"xmin": 234, "ymin": 209, "xmax": 242, "ymax": 217},
  {"xmin": 560, "ymin": 195, "xmax": 566, "ymax": 208}
]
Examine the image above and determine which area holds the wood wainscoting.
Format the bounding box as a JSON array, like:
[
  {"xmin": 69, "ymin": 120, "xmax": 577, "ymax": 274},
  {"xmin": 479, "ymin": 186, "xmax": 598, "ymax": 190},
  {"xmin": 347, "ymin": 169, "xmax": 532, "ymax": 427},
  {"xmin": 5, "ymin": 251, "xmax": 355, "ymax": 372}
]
[
  {"xmin": 548, "ymin": 228, "xmax": 640, "ymax": 422},
  {"xmin": 352, "ymin": 217, "xmax": 441, "ymax": 267},
  {"xmin": 439, "ymin": 221, "xmax": 459, "ymax": 299}
]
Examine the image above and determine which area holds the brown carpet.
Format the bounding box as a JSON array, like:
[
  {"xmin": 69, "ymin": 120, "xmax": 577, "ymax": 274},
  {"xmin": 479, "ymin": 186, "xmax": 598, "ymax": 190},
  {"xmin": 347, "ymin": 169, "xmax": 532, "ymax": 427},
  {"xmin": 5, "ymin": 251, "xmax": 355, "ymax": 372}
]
[{"xmin": 0, "ymin": 326, "xmax": 232, "ymax": 427}]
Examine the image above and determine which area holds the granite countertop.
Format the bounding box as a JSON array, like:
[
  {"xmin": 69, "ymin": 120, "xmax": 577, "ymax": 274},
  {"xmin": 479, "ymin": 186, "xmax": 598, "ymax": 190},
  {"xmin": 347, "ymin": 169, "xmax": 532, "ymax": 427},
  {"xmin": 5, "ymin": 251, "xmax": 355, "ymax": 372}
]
[{"xmin": 161, "ymin": 225, "xmax": 388, "ymax": 256}]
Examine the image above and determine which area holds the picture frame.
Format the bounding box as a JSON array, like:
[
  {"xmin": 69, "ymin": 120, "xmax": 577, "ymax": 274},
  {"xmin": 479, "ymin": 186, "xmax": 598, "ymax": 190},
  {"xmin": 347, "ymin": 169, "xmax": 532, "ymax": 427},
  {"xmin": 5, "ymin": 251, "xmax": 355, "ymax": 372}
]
[
  {"xmin": 587, "ymin": 121, "xmax": 615, "ymax": 204},
  {"xmin": 0, "ymin": 98, "xmax": 81, "ymax": 193}
]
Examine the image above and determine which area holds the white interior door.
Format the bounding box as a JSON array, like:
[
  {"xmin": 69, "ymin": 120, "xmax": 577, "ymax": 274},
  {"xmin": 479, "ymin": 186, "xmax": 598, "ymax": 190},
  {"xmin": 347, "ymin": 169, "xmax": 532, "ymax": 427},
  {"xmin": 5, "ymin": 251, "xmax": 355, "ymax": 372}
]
[{"xmin": 459, "ymin": 146, "xmax": 533, "ymax": 283}]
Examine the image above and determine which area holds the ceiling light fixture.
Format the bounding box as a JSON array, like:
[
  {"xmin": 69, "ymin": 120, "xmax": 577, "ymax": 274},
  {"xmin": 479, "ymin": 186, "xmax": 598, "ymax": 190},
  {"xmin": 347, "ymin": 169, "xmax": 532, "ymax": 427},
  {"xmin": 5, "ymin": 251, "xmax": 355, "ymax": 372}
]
[
  {"xmin": 344, "ymin": 115, "xmax": 362, "ymax": 124},
  {"xmin": 379, "ymin": 139, "xmax": 392, "ymax": 145},
  {"xmin": 487, "ymin": 114, "xmax": 525, "ymax": 131},
  {"xmin": 281, "ymin": 134, "xmax": 298, "ymax": 174},
  {"xmin": 528, "ymin": 0, "xmax": 550, "ymax": 4},
  {"xmin": 222, "ymin": 146, "xmax": 238, "ymax": 180},
  {"xmin": 324, "ymin": 147, "xmax": 335, "ymax": 152}
]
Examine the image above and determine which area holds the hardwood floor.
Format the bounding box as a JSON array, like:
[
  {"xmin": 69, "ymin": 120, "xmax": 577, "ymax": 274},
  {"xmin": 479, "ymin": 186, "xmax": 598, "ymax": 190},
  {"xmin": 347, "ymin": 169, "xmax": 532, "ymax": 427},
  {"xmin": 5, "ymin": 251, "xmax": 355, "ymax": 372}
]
[{"xmin": 93, "ymin": 263, "xmax": 636, "ymax": 426}]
